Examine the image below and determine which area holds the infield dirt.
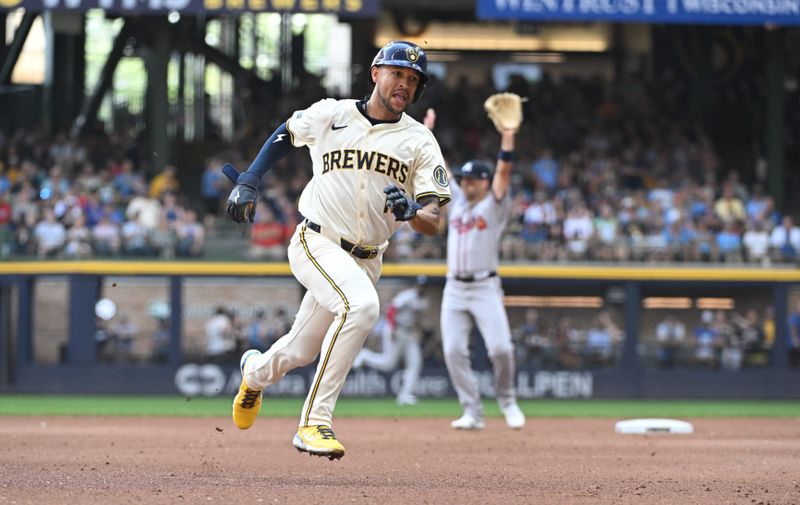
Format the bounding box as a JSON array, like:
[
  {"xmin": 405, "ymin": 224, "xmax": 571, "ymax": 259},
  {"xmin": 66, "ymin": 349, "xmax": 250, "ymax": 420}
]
[{"xmin": 1, "ymin": 417, "xmax": 798, "ymax": 504}]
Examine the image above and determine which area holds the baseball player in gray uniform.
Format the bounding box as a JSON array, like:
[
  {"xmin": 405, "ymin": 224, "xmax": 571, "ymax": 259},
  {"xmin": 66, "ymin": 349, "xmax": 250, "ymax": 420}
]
[
  {"xmin": 223, "ymin": 41, "xmax": 451, "ymax": 459},
  {"xmin": 440, "ymin": 118, "xmax": 525, "ymax": 430}
]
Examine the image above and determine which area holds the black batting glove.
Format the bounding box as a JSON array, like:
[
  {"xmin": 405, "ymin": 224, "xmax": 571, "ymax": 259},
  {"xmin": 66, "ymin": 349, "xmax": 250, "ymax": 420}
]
[
  {"xmin": 226, "ymin": 183, "xmax": 258, "ymax": 223},
  {"xmin": 221, "ymin": 164, "xmax": 260, "ymax": 224},
  {"xmin": 384, "ymin": 185, "xmax": 422, "ymax": 222}
]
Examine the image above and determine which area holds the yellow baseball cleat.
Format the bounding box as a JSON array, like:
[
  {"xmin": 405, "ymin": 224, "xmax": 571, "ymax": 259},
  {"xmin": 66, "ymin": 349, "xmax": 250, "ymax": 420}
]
[
  {"xmin": 232, "ymin": 350, "xmax": 263, "ymax": 430},
  {"xmin": 292, "ymin": 425, "xmax": 346, "ymax": 460}
]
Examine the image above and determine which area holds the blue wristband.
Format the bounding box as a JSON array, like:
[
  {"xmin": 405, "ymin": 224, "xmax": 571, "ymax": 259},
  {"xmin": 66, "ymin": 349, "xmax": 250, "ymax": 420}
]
[
  {"xmin": 236, "ymin": 171, "xmax": 261, "ymax": 189},
  {"xmin": 498, "ymin": 150, "xmax": 514, "ymax": 162}
]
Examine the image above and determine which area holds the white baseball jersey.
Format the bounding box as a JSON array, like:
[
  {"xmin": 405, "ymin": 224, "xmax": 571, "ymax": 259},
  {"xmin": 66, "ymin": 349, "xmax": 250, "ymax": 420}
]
[
  {"xmin": 243, "ymin": 98, "xmax": 451, "ymax": 429},
  {"xmin": 446, "ymin": 183, "xmax": 511, "ymax": 276},
  {"xmin": 286, "ymin": 98, "xmax": 451, "ymax": 246}
]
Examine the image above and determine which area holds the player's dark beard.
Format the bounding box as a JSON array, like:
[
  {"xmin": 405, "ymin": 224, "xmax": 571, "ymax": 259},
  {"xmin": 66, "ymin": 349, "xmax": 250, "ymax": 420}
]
[{"xmin": 378, "ymin": 88, "xmax": 409, "ymax": 116}]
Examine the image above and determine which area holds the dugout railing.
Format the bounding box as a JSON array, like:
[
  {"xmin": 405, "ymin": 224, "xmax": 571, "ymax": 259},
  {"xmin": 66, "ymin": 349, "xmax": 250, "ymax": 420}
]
[{"xmin": 0, "ymin": 261, "xmax": 798, "ymax": 398}]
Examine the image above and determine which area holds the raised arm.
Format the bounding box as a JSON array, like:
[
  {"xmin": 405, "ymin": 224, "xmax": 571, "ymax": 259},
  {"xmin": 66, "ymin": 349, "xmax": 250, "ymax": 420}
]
[
  {"xmin": 483, "ymin": 92, "xmax": 525, "ymax": 201},
  {"xmin": 423, "ymin": 108, "xmax": 454, "ymax": 179},
  {"xmin": 492, "ymin": 128, "xmax": 516, "ymax": 200}
]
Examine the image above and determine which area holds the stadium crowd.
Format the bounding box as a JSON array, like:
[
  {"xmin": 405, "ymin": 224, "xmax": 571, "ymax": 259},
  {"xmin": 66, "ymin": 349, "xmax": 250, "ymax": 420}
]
[
  {"xmin": 0, "ymin": 132, "xmax": 206, "ymax": 259},
  {"xmin": 0, "ymin": 73, "xmax": 798, "ymax": 265},
  {"xmin": 207, "ymin": 71, "xmax": 800, "ymax": 265},
  {"xmin": 505, "ymin": 304, "xmax": 776, "ymax": 371}
]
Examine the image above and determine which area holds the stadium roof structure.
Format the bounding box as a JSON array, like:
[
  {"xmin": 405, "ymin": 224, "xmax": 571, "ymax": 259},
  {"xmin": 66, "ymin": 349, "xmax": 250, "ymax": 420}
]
[
  {"xmin": 0, "ymin": 0, "xmax": 380, "ymax": 16},
  {"xmin": 475, "ymin": 0, "xmax": 800, "ymax": 26}
]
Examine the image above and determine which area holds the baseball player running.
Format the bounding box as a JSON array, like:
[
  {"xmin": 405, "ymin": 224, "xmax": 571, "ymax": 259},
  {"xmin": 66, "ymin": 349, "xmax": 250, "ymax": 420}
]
[
  {"xmin": 354, "ymin": 275, "xmax": 429, "ymax": 405},
  {"xmin": 223, "ymin": 41, "xmax": 450, "ymax": 460},
  {"xmin": 438, "ymin": 93, "xmax": 526, "ymax": 430}
]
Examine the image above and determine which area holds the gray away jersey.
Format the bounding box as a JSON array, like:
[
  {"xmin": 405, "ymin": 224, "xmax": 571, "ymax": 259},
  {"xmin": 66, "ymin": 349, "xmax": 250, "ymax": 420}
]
[{"xmin": 446, "ymin": 183, "xmax": 512, "ymax": 276}]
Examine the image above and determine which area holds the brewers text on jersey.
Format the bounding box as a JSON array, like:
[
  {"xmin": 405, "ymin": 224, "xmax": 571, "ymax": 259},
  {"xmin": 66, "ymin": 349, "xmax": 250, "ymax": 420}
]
[{"xmin": 321, "ymin": 149, "xmax": 410, "ymax": 184}]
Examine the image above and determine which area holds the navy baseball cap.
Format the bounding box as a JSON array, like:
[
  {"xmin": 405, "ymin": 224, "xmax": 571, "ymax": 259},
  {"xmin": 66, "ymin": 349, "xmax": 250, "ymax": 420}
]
[{"xmin": 454, "ymin": 160, "xmax": 492, "ymax": 180}]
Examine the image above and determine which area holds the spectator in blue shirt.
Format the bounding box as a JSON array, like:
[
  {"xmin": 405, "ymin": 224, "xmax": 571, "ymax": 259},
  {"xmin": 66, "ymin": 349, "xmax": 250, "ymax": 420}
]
[
  {"xmin": 745, "ymin": 184, "xmax": 769, "ymax": 222},
  {"xmin": 693, "ymin": 310, "xmax": 721, "ymax": 367},
  {"xmin": 0, "ymin": 171, "xmax": 10, "ymax": 195},
  {"xmin": 532, "ymin": 148, "xmax": 558, "ymax": 191},
  {"xmin": 113, "ymin": 159, "xmax": 144, "ymax": 199},
  {"xmin": 246, "ymin": 310, "xmax": 269, "ymax": 350},
  {"xmin": 688, "ymin": 189, "xmax": 709, "ymax": 221},
  {"xmin": 82, "ymin": 191, "xmax": 106, "ymax": 228},
  {"xmin": 201, "ymin": 159, "xmax": 226, "ymax": 218},
  {"xmin": 716, "ymin": 222, "xmax": 743, "ymax": 262}
]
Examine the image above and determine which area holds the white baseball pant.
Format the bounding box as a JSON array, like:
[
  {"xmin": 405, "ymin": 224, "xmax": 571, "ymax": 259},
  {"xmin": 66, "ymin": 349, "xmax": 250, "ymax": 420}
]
[
  {"xmin": 243, "ymin": 222, "xmax": 381, "ymax": 427},
  {"xmin": 440, "ymin": 277, "xmax": 517, "ymax": 420}
]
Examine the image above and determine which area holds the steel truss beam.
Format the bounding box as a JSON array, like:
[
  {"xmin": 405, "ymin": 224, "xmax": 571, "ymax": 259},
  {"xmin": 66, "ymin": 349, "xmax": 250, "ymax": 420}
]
[
  {"xmin": 71, "ymin": 19, "xmax": 134, "ymax": 136},
  {"xmin": 0, "ymin": 12, "xmax": 37, "ymax": 85}
]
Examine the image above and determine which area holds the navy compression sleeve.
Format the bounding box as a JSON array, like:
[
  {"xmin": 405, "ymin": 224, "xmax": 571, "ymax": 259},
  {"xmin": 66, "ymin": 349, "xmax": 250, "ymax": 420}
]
[{"xmin": 235, "ymin": 123, "xmax": 293, "ymax": 188}]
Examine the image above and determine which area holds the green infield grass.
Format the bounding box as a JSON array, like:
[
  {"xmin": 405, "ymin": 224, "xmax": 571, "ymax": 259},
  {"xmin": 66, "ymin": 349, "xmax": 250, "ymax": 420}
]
[{"xmin": 0, "ymin": 395, "xmax": 798, "ymax": 418}]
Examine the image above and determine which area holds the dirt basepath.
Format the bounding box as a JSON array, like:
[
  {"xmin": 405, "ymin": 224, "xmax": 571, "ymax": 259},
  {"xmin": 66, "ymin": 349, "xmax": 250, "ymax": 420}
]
[{"xmin": 1, "ymin": 417, "xmax": 798, "ymax": 504}]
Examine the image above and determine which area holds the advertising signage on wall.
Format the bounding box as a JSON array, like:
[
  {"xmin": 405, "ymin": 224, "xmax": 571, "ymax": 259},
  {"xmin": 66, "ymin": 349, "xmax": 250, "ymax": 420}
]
[
  {"xmin": 0, "ymin": 0, "xmax": 377, "ymax": 16},
  {"xmin": 478, "ymin": 0, "xmax": 800, "ymax": 26},
  {"xmin": 173, "ymin": 364, "xmax": 595, "ymax": 399}
]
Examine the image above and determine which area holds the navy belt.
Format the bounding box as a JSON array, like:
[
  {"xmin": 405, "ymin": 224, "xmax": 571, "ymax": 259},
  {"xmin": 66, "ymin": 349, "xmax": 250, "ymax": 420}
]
[
  {"xmin": 304, "ymin": 219, "xmax": 380, "ymax": 260},
  {"xmin": 454, "ymin": 271, "xmax": 497, "ymax": 282}
]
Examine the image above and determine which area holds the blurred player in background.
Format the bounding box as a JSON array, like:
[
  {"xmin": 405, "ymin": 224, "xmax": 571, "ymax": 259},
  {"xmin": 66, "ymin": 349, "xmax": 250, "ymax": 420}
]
[
  {"xmin": 354, "ymin": 275, "xmax": 429, "ymax": 405},
  {"xmin": 205, "ymin": 306, "xmax": 235, "ymax": 363},
  {"xmin": 430, "ymin": 98, "xmax": 526, "ymax": 430}
]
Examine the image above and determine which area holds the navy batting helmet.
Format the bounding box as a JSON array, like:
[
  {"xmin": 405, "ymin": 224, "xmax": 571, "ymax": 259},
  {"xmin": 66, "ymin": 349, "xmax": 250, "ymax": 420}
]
[
  {"xmin": 453, "ymin": 160, "xmax": 493, "ymax": 180},
  {"xmin": 371, "ymin": 40, "xmax": 429, "ymax": 103}
]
